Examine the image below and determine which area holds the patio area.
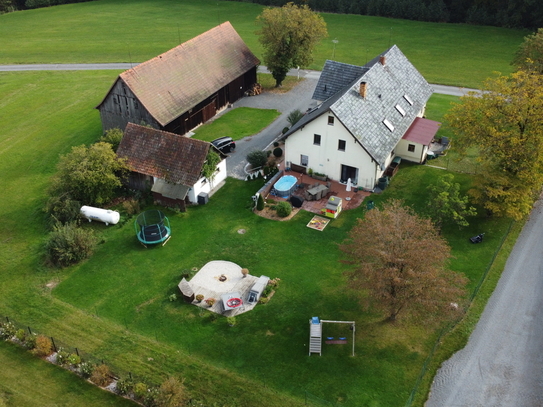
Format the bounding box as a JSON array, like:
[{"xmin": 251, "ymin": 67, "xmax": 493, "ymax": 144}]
[{"xmin": 184, "ymin": 261, "xmax": 260, "ymax": 316}]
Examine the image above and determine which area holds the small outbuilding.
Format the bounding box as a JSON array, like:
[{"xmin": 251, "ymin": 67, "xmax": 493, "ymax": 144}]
[{"xmin": 117, "ymin": 123, "xmax": 227, "ymax": 211}]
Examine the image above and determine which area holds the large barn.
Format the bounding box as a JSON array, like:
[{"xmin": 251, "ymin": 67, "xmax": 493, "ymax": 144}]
[{"xmin": 96, "ymin": 22, "xmax": 260, "ymax": 135}]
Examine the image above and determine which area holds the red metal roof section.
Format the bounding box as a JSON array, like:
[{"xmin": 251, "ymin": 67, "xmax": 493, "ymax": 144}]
[
  {"xmin": 118, "ymin": 22, "xmax": 260, "ymax": 126},
  {"xmin": 117, "ymin": 123, "xmax": 210, "ymax": 186},
  {"xmin": 402, "ymin": 117, "xmax": 441, "ymax": 145}
]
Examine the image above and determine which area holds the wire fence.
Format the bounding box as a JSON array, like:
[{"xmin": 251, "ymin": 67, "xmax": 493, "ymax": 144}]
[
  {"xmin": 0, "ymin": 314, "xmax": 156, "ymax": 389},
  {"xmin": 404, "ymin": 219, "xmax": 514, "ymax": 407}
]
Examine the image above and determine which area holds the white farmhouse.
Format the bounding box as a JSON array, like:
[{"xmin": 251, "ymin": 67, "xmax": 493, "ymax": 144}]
[{"xmin": 282, "ymin": 45, "xmax": 440, "ymax": 189}]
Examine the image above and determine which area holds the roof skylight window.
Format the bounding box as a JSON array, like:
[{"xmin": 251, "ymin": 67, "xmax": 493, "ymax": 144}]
[
  {"xmin": 383, "ymin": 119, "xmax": 394, "ymax": 132},
  {"xmin": 395, "ymin": 104, "xmax": 406, "ymax": 116},
  {"xmin": 403, "ymin": 94, "xmax": 413, "ymax": 105}
]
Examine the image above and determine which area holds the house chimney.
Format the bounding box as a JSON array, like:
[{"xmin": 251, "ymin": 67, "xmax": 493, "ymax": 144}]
[
  {"xmin": 359, "ymin": 82, "xmax": 367, "ymax": 98},
  {"xmin": 379, "ymin": 55, "xmax": 386, "ymax": 65}
]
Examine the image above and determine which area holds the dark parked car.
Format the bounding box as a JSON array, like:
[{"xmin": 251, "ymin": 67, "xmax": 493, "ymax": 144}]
[{"xmin": 211, "ymin": 137, "xmax": 236, "ymax": 153}]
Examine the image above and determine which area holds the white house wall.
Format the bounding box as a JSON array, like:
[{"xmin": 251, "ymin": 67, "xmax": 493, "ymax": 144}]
[
  {"xmin": 187, "ymin": 159, "xmax": 227, "ymax": 203},
  {"xmin": 285, "ymin": 112, "xmax": 380, "ymax": 188}
]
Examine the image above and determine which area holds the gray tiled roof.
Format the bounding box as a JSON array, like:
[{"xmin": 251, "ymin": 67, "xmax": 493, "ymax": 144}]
[
  {"xmin": 284, "ymin": 45, "xmax": 433, "ymax": 169},
  {"xmin": 312, "ymin": 60, "xmax": 368, "ymax": 101}
]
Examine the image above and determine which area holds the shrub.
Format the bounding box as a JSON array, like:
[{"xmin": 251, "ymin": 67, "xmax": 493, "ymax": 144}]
[
  {"xmin": 195, "ymin": 294, "xmax": 204, "ymax": 302},
  {"xmin": 266, "ymin": 150, "xmax": 272, "ymax": 157},
  {"xmin": 169, "ymin": 293, "xmax": 178, "ymax": 302},
  {"xmin": 226, "ymin": 316, "xmax": 237, "ymax": 326},
  {"xmin": 15, "ymin": 328, "xmax": 26, "ymax": 342},
  {"xmin": 32, "ymin": 335, "xmax": 53, "ymax": 357},
  {"xmin": 275, "ymin": 201, "xmax": 292, "ymax": 217},
  {"xmin": 23, "ymin": 333, "xmax": 37, "ymax": 349},
  {"xmin": 99, "ymin": 128, "xmax": 124, "ymax": 152},
  {"xmin": 56, "ymin": 347, "xmax": 71, "ymax": 365},
  {"xmin": 273, "ymin": 141, "xmax": 280, "ymax": 147},
  {"xmin": 282, "ymin": 126, "xmax": 289, "ymax": 134},
  {"xmin": 256, "ymin": 194, "xmax": 265, "ymax": 211},
  {"xmin": 287, "ymin": 109, "xmax": 304, "ymax": 126},
  {"xmin": 67, "ymin": 353, "xmax": 81, "ymax": 366},
  {"xmin": 134, "ymin": 382, "xmax": 149, "ymax": 400},
  {"xmin": 45, "ymin": 194, "xmax": 81, "ymax": 226},
  {"xmin": 259, "ymin": 297, "xmax": 269, "ymax": 304},
  {"xmin": 79, "ymin": 362, "xmax": 94, "ymax": 378},
  {"xmin": 45, "ymin": 222, "xmax": 99, "ymax": 268},
  {"xmin": 273, "ymin": 147, "xmax": 283, "ymax": 158},
  {"xmin": 90, "ymin": 364, "xmax": 112, "ymax": 387},
  {"xmin": 0, "ymin": 322, "xmax": 16, "ymax": 340},
  {"xmin": 122, "ymin": 198, "xmax": 140, "ymax": 215},
  {"xmin": 143, "ymin": 387, "xmax": 160, "ymax": 407},
  {"xmin": 246, "ymin": 150, "xmax": 268, "ymax": 169},
  {"xmin": 116, "ymin": 377, "xmax": 135, "ymax": 396},
  {"xmin": 155, "ymin": 377, "xmax": 187, "ymax": 407}
]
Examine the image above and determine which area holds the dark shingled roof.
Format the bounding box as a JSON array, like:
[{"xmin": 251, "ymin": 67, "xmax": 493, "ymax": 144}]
[
  {"xmin": 110, "ymin": 22, "xmax": 260, "ymax": 127},
  {"xmin": 117, "ymin": 123, "xmax": 211, "ymax": 186},
  {"xmin": 312, "ymin": 60, "xmax": 368, "ymax": 101},
  {"xmin": 284, "ymin": 45, "xmax": 434, "ymax": 169}
]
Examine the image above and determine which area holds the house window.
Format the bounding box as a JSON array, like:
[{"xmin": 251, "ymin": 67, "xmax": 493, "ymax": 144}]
[
  {"xmin": 301, "ymin": 154, "xmax": 309, "ymax": 166},
  {"xmin": 395, "ymin": 104, "xmax": 406, "ymax": 116},
  {"xmin": 328, "ymin": 116, "xmax": 335, "ymax": 125},
  {"xmin": 338, "ymin": 140, "xmax": 346, "ymax": 151},
  {"xmin": 313, "ymin": 134, "xmax": 321, "ymax": 145},
  {"xmin": 408, "ymin": 144, "xmax": 415, "ymax": 152},
  {"xmin": 383, "ymin": 119, "xmax": 394, "ymax": 132}
]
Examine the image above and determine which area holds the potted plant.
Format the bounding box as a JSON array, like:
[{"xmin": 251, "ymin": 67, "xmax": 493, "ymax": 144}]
[
  {"xmin": 241, "ymin": 268, "xmax": 249, "ymax": 278},
  {"xmin": 195, "ymin": 294, "xmax": 204, "ymax": 303},
  {"xmin": 205, "ymin": 298, "xmax": 216, "ymax": 307}
]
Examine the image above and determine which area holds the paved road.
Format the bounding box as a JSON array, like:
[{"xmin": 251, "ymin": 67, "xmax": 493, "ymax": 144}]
[{"xmin": 426, "ymin": 195, "xmax": 543, "ymax": 407}]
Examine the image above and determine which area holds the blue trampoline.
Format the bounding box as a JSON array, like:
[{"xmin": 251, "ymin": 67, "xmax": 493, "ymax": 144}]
[{"xmin": 135, "ymin": 210, "xmax": 171, "ymax": 247}]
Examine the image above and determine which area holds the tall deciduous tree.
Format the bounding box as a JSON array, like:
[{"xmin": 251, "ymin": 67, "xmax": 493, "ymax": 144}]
[
  {"xmin": 50, "ymin": 142, "xmax": 128, "ymax": 206},
  {"xmin": 256, "ymin": 2, "xmax": 327, "ymax": 87},
  {"xmin": 427, "ymin": 173, "xmax": 477, "ymax": 229},
  {"xmin": 341, "ymin": 200, "xmax": 467, "ymax": 322},
  {"xmin": 445, "ymin": 70, "xmax": 543, "ymax": 220},
  {"xmin": 512, "ymin": 28, "xmax": 543, "ymax": 74}
]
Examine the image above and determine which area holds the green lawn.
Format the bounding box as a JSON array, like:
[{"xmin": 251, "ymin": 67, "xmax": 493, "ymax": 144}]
[
  {"xmin": 0, "ymin": 1, "xmax": 527, "ymax": 406},
  {"xmin": 192, "ymin": 107, "xmax": 280, "ymax": 142},
  {"xmin": 0, "ymin": 0, "xmax": 528, "ymax": 87},
  {"xmin": 0, "ymin": 341, "xmax": 137, "ymax": 407}
]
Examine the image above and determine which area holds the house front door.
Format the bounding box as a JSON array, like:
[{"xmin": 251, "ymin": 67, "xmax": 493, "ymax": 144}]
[{"xmin": 340, "ymin": 165, "xmax": 358, "ymax": 184}]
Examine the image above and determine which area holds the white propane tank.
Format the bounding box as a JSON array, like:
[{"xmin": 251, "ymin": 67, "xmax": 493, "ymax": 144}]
[{"xmin": 80, "ymin": 206, "xmax": 120, "ymax": 226}]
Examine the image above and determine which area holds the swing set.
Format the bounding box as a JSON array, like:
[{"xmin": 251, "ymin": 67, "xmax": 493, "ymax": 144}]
[{"xmin": 308, "ymin": 317, "xmax": 356, "ymax": 356}]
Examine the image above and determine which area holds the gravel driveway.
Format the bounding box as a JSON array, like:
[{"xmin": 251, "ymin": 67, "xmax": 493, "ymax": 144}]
[
  {"xmin": 223, "ymin": 69, "xmax": 318, "ymax": 179},
  {"xmin": 426, "ymin": 195, "xmax": 543, "ymax": 406}
]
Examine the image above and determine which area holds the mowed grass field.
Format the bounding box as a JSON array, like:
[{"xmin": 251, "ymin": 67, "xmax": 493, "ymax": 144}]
[
  {"xmin": 0, "ymin": 0, "xmax": 528, "ymax": 88},
  {"xmin": 0, "ymin": 1, "xmax": 528, "ymax": 406}
]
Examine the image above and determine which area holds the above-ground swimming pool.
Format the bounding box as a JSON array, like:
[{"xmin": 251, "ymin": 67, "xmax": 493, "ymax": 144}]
[{"xmin": 273, "ymin": 175, "xmax": 298, "ymax": 198}]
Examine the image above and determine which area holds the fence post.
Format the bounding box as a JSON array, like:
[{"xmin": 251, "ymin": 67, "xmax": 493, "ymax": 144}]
[
  {"xmin": 5, "ymin": 316, "xmax": 9, "ymax": 323},
  {"xmin": 27, "ymin": 326, "xmax": 32, "ymax": 335},
  {"xmin": 75, "ymin": 347, "xmax": 79, "ymax": 356},
  {"xmin": 51, "ymin": 337, "xmax": 57, "ymax": 352}
]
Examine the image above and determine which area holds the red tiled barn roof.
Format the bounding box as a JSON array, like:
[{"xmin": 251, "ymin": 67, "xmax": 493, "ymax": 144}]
[
  {"xmin": 117, "ymin": 123, "xmax": 211, "ymax": 186},
  {"xmin": 115, "ymin": 22, "xmax": 259, "ymax": 127}
]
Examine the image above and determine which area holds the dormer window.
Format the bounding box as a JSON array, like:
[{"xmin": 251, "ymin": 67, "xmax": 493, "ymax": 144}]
[
  {"xmin": 403, "ymin": 94, "xmax": 413, "ymax": 105},
  {"xmin": 383, "ymin": 119, "xmax": 394, "ymax": 132},
  {"xmin": 395, "ymin": 104, "xmax": 406, "ymax": 116}
]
